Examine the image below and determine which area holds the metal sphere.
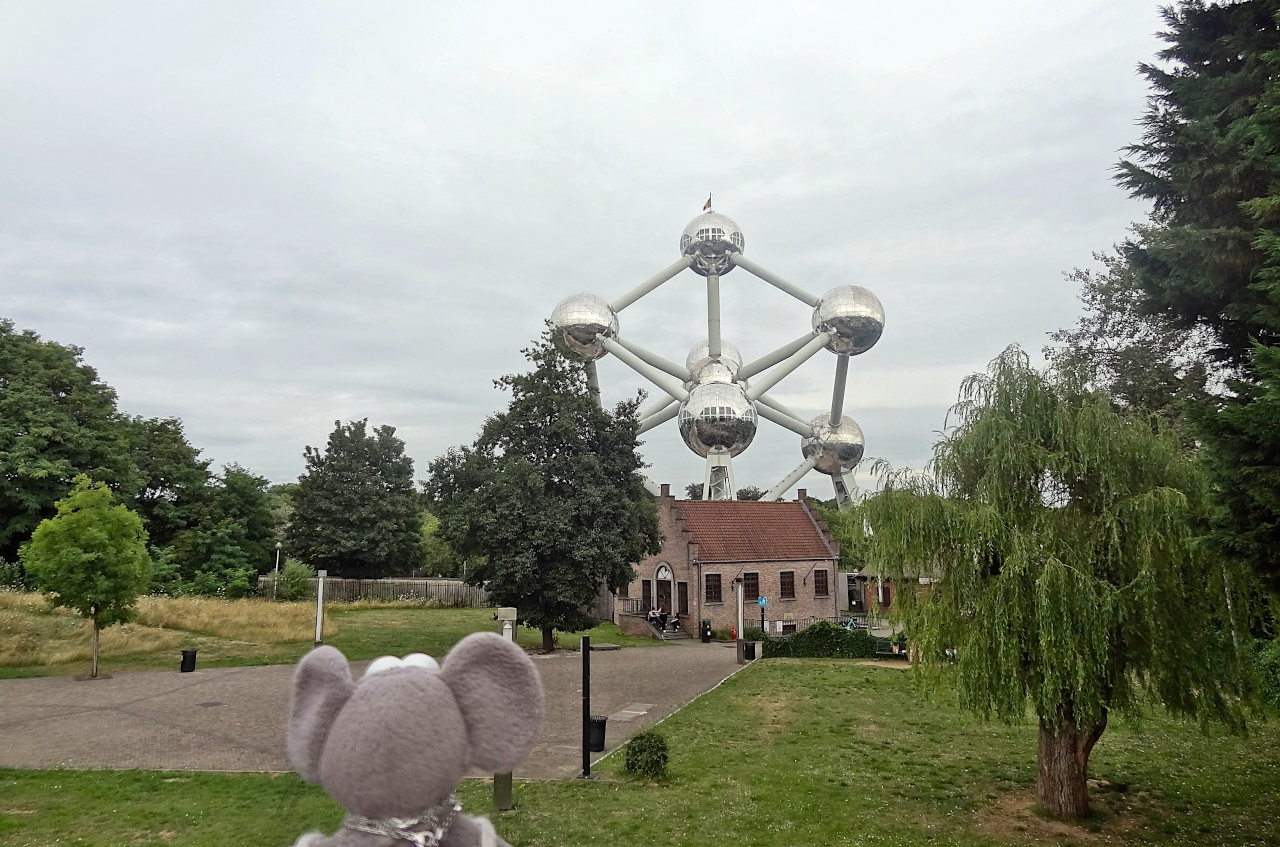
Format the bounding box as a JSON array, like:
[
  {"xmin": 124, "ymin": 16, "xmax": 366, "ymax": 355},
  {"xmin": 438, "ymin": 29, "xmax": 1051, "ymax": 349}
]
[
  {"xmin": 678, "ymin": 382, "xmax": 757, "ymax": 458},
  {"xmin": 680, "ymin": 212, "xmax": 745, "ymax": 277},
  {"xmin": 801, "ymin": 415, "xmax": 865, "ymax": 474},
  {"xmin": 550, "ymin": 293, "xmax": 618, "ymax": 360},
  {"xmin": 812, "ymin": 285, "xmax": 885, "ymax": 355},
  {"xmin": 685, "ymin": 339, "xmax": 742, "ymax": 373}
]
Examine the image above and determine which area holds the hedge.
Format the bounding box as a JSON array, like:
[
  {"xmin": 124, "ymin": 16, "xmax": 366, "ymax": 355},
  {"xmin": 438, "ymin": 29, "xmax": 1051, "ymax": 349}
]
[{"xmin": 760, "ymin": 619, "xmax": 876, "ymax": 658}]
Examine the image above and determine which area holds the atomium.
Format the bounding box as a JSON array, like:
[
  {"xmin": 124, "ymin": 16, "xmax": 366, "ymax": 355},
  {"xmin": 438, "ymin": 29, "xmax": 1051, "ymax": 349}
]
[
  {"xmin": 550, "ymin": 292, "xmax": 618, "ymax": 360},
  {"xmin": 813, "ymin": 286, "xmax": 885, "ymax": 356},
  {"xmin": 678, "ymin": 382, "xmax": 757, "ymax": 458},
  {"xmin": 548, "ymin": 205, "xmax": 884, "ymax": 505},
  {"xmin": 801, "ymin": 415, "xmax": 865, "ymax": 474},
  {"xmin": 680, "ymin": 212, "xmax": 744, "ymax": 277}
]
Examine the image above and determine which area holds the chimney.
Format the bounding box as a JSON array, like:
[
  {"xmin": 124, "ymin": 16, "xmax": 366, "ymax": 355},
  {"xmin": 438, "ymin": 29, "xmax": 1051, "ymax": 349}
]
[
  {"xmin": 660, "ymin": 483, "xmax": 670, "ymax": 497},
  {"xmin": 796, "ymin": 488, "xmax": 807, "ymax": 501}
]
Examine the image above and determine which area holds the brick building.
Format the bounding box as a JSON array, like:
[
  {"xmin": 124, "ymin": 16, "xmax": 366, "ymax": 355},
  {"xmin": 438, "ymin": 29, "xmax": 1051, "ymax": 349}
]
[{"xmin": 614, "ymin": 485, "xmax": 841, "ymax": 637}]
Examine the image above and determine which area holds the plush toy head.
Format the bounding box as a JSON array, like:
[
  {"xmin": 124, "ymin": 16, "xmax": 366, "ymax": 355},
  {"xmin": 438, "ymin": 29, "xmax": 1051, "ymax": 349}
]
[{"xmin": 288, "ymin": 632, "xmax": 544, "ymax": 822}]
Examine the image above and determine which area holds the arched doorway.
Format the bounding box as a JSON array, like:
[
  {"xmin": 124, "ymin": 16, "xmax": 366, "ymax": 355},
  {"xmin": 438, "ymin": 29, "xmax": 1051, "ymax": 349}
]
[{"xmin": 654, "ymin": 563, "xmax": 674, "ymax": 615}]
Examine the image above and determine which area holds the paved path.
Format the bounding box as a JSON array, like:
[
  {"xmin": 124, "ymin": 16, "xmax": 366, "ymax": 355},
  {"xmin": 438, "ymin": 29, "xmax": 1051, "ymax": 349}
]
[{"xmin": 0, "ymin": 641, "xmax": 743, "ymax": 779}]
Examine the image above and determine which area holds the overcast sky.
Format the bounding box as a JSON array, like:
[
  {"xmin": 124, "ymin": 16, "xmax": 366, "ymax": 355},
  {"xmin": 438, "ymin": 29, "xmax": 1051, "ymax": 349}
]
[{"xmin": 1, "ymin": 1, "xmax": 1165, "ymax": 499}]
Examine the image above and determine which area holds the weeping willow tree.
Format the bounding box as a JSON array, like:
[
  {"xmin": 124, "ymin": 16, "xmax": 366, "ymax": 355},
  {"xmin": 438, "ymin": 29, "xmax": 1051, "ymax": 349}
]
[{"xmin": 836, "ymin": 347, "xmax": 1251, "ymax": 819}]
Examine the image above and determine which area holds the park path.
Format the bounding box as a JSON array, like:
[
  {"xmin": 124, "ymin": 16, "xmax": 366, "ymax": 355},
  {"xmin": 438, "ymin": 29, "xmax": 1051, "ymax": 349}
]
[{"xmin": 0, "ymin": 641, "xmax": 742, "ymax": 779}]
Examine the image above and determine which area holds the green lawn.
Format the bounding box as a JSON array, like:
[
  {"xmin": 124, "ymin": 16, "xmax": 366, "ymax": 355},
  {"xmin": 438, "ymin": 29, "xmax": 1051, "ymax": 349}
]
[
  {"xmin": 0, "ymin": 601, "xmax": 658, "ymax": 679},
  {"xmin": 2, "ymin": 660, "xmax": 1276, "ymax": 847}
]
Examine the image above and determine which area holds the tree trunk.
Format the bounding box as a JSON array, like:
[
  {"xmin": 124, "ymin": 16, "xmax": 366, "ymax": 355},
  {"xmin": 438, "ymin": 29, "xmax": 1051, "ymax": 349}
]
[
  {"xmin": 541, "ymin": 627, "xmax": 555, "ymax": 653},
  {"xmin": 1036, "ymin": 710, "xmax": 1107, "ymax": 819},
  {"xmin": 90, "ymin": 618, "xmax": 100, "ymax": 679}
]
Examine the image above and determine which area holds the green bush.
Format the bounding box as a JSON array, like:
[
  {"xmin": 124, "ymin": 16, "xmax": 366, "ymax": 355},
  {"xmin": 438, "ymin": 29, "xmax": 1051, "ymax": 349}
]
[
  {"xmin": 276, "ymin": 559, "xmax": 315, "ymax": 602},
  {"xmin": 761, "ymin": 620, "xmax": 876, "ymax": 659},
  {"xmin": 146, "ymin": 546, "xmax": 181, "ymax": 595},
  {"xmin": 623, "ymin": 730, "xmax": 669, "ymax": 778},
  {"xmin": 0, "ymin": 558, "xmax": 28, "ymax": 590},
  {"xmin": 1255, "ymin": 638, "xmax": 1280, "ymax": 710}
]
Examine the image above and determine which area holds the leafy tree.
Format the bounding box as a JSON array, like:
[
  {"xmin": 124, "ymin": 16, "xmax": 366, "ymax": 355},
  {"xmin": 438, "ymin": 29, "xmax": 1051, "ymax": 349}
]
[
  {"xmin": 833, "ymin": 348, "xmax": 1250, "ymax": 819},
  {"xmin": 19, "ymin": 476, "xmax": 150, "ymax": 678},
  {"xmin": 420, "ymin": 510, "xmax": 460, "ymax": 577},
  {"xmin": 0, "ymin": 319, "xmax": 134, "ymax": 563},
  {"xmin": 121, "ymin": 415, "xmax": 211, "ymax": 548},
  {"xmin": 426, "ymin": 329, "xmax": 661, "ymax": 652},
  {"xmin": 287, "ymin": 420, "xmax": 422, "ymax": 578},
  {"xmin": 735, "ymin": 485, "xmax": 765, "ymax": 501},
  {"xmin": 683, "ymin": 483, "xmax": 703, "ymax": 500},
  {"xmin": 171, "ymin": 464, "xmax": 277, "ymax": 596},
  {"xmin": 1046, "ymin": 254, "xmax": 1214, "ymax": 435}
]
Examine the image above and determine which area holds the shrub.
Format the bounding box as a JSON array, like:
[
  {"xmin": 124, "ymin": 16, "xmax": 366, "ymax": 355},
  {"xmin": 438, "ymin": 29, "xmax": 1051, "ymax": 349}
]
[
  {"xmin": 623, "ymin": 730, "xmax": 669, "ymax": 778},
  {"xmin": 0, "ymin": 559, "xmax": 27, "ymax": 591},
  {"xmin": 276, "ymin": 559, "xmax": 315, "ymax": 602},
  {"xmin": 761, "ymin": 620, "xmax": 876, "ymax": 659},
  {"xmin": 1255, "ymin": 638, "xmax": 1280, "ymax": 710},
  {"xmin": 147, "ymin": 547, "xmax": 181, "ymax": 596}
]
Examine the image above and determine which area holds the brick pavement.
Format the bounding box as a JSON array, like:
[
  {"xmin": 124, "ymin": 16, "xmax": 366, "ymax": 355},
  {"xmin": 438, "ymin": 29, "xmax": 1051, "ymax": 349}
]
[{"xmin": 0, "ymin": 641, "xmax": 743, "ymax": 778}]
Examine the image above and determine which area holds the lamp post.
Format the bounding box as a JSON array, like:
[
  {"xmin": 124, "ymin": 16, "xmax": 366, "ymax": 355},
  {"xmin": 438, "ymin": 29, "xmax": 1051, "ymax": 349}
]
[{"xmin": 272, "ymin": 541, "xmax": 282, "ymax": 600}]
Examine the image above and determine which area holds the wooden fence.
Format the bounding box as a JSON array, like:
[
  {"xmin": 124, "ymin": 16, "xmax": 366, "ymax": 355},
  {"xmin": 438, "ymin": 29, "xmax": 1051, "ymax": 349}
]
[{"xmin": 258, "ymin": 576, "xmax": 489, "ymax": 607}]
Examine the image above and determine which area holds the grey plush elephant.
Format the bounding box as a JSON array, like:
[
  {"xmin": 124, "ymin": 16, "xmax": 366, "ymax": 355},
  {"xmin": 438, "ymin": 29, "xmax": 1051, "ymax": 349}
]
[{"xmin": 287, "ymin": 632, "xmax": 544, "ymax": 847}]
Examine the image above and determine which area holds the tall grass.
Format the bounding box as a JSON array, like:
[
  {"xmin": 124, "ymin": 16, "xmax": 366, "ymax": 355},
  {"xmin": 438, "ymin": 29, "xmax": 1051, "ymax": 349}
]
[
  {"xmin": 135, "ymin": 595, "xmax": 330, "ymax": 642},
  {"xmin": 0, "ymin": 591, "xmax": 332, "ymax": 670}
]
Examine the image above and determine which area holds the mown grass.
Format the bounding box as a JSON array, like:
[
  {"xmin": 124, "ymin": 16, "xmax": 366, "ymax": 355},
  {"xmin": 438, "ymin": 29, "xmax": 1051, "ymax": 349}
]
[
  {"xmin": 1, "ymin": 661, "xmax": 1276, "ymax": 847},
  {"xmin": 0, "ymin": 591, "xmax": 657, "ymax": 678}
]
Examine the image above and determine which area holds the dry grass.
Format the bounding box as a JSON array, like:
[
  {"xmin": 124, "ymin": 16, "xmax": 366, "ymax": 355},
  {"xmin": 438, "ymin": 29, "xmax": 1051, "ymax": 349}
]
[
  {"xmin": 0, "ymin": 591, "xmax": 332, "ymax": 670},
  {"xmin": 0, "ymin": 592, "xmax": 186, "ymax": 666},
  {"xmin": 134, "ymin": 595, "xmax": 330, "ymax": 642}
]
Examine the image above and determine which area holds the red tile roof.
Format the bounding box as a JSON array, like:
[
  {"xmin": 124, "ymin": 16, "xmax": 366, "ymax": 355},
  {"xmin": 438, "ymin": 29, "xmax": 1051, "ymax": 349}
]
[{"xmin": 674, "ymin": 500, "xmax": 837, "ymax": 563}]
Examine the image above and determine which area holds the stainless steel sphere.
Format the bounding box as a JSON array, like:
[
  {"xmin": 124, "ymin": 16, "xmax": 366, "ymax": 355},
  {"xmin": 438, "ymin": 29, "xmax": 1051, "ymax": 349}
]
[
  {"xmin": 680, "ymin": 212, "xmax": 745, "ymax": 276},
  {"xmin": 550, "ymin": 293, "xmax": 619, "ymax": 360},
  {"xmin": 678, "ymin": 382, "xmax": 757, "ymax": 458},
  {"xmin": 812, "ymin": 285, "xmax": 885, "ymax": 355},
  {"xmin": 685, "ymin": 339, "xmax": 742, "ymax": 373},
  {"xmin": 801, "ymin": 415, "xmax": 865, "ymax": 474}
]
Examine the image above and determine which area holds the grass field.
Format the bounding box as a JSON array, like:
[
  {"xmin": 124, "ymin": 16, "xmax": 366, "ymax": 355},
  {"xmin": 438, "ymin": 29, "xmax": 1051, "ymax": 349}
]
[
  {"xmin": 0, "ymin": 590, "xmax": 658, "ymax": 678},
  {"xmin": 1, "ymin": 660, "xmax": 1276, "ymax": 847}
]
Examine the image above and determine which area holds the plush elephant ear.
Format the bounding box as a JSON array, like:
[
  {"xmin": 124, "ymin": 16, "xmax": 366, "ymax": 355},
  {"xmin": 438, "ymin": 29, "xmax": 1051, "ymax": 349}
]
[
  {"xmin": 440, "ymin": 632, "xmax": 545, "ymax": 772},
  {"xmin": 288, "ymin": 645, "xmax": 357, "ymax": 783}
]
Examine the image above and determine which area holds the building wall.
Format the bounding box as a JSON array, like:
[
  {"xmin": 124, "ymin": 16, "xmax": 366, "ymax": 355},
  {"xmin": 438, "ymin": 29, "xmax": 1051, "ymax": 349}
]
[
  {"xmin": 699, "ymin": 558, "xmax": 838, "ymax": 635},
  {"xmin": 615, "ymin": 488, "xmax": 697, "ymax": 635}
]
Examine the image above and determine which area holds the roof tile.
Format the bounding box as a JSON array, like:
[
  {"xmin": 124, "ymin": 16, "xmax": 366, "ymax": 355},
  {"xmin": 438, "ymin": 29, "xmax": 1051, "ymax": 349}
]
[{"xmin": 674, "ymin": 500, "xmax": 835, "ymax": 562}]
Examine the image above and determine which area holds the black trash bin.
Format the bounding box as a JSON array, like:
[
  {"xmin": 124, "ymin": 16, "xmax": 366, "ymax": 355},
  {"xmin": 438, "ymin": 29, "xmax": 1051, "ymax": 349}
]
[
  {"xmin": 587, "ymin": 715, "xmax": 607, "ymax": 752},
  {"xmin": 700, "ymin": 619, "xmax": 712, "ymax": 643},
  {"xmin": 180, "ymin": 649, "xmax": 197, "ymax": 673},
  {"xmin": 744, "ymin": 641, "xmax": 756, "ymax": 660}
]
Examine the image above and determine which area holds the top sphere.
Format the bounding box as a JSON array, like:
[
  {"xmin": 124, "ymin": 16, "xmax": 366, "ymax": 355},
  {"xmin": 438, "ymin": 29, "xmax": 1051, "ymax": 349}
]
[
  {"xmin": 680, "ymin": 212, "xmax": 745, "ymax": 277},
  {"xmin": 812, "ymin": 285, "xmax": 885, "ymax": 355},
  {"xmin": 550, "ymin": 293, "xmax": 619, "ymax": 360}
]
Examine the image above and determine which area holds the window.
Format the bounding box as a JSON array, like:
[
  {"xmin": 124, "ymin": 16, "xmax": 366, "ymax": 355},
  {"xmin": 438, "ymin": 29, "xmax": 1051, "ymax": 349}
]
[
  {"xmin": 642, "ymin": 581, "xmax": 652, "ymax": 611},
  {"xmin": 617, "ymin": 581, "xmax": 629, "ymax": 598},
  {"xmin": 678, "ymin": 582, "xmax": 689, "ymax": 615},
  {"xmin": 813, "ymin": 570, "xmax": 828, "ymax": 598},
  {"xmin": 743, "ymin": 572, "xmax": 759, "ymax": 601},
  {"xmin": 705, "ymin": 574, "xmax": 722, "ymax": 603},
  {"xmin": 780, "ymin": 571, "xmax": 795, "ymax": 600}
]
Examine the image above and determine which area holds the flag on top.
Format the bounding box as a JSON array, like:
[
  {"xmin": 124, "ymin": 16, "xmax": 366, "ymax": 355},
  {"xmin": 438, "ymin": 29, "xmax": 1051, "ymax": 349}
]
[{"xmin": 702, "ymin": 193, "xmax": 712, "ymax": 212}]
